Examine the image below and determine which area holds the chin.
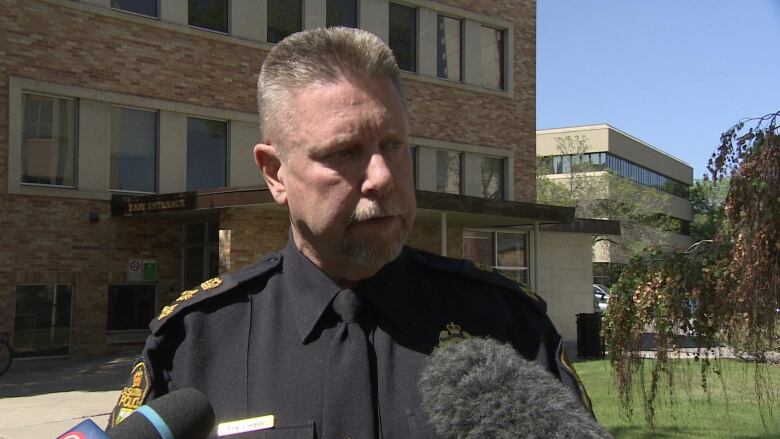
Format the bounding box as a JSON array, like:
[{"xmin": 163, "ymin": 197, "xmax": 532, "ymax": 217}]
[
  {"xmin": 341, "ymin": 223, "xmax": 408, "ymax": 269},
  {"xmin": 342, "ymin": 238, "xmax": 404, "ymax": 269}
]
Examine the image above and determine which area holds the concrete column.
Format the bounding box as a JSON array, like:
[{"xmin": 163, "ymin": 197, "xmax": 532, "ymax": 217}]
[
  {"xmin": 229, "ymin": 121, "xmax": 264, "ymax": 188},
  {"xmin": 159, "ymin": 111, "xmax": 187, "ymax": 193},
  {"xmin": 231, "ymin": 0, "xmax": 265, "ymax": 42},
  {"xmin": 219, "ymin": 229, "xmax": 232, "ymax": 272},
  {"xmin": 360, "ymin": 0, "xmax": 389, "ymax": 42},
  {"xmin": 161, "ymin": 0, "xmax": 188, "ymax": 27},
  {"xmin": 78, "ymin": 99, "xmax": 110, "ymax": 194},
  {"xmin": 418, "ymin": 8, "xmax": 436, "ymax": 77},
  {"xmin": 463, "ymin": 19, "xmax": 481, "ymax": 85},
  {"xmin": 304, "ymin": 0, "xmax": 326, "ymax": 29}
]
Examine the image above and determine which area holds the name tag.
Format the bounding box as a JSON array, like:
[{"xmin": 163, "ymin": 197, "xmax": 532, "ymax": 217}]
[{"xmin": 217, "ymin": 415, "xmax": 275, "ymax": 436}]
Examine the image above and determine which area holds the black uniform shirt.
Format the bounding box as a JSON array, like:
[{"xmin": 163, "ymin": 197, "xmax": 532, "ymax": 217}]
[{"xmin": 109, "ymin": 239, "xmax": 590, "ymax": 438}]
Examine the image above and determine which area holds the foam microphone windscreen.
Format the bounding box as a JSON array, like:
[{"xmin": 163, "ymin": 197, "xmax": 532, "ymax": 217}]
[
  {"xmin": 419, "ymin": 337, "xmax": 612, "ymax": 439},
  {"xmin": 108, "ymin": 388, "xmax": 215, "ymax": 439}
]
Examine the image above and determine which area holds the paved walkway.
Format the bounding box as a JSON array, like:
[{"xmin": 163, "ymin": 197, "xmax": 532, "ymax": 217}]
[{"xmin": 0, "ymin": 354, "xmax": 134, "ymax": 439}]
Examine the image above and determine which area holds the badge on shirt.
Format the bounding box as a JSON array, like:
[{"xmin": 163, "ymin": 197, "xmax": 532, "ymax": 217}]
[
  {"xmin": 437, "ymin": 322, "xmax": 471, "ymax": 348},
  {"xmin": 109, "ymin": 359, "xmax": 151, "ymax": 427},
  {"xmin": 217, "ymin": 415, "xmax": 275, "ymax": 436}
]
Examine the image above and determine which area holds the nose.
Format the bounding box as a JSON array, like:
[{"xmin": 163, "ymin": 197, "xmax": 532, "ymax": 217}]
[{"xmin": 361, "ymin": 152, "xmax": 395, "ymax": 197}]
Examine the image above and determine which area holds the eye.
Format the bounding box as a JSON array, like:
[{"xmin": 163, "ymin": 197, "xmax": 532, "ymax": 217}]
[
  {"xmin": 335, "ymin": 146, "xmax": 360, "ymax": 158},
  {"xmin": 383, "ymin": 140, "xmax": 404, "ymax": 151}
]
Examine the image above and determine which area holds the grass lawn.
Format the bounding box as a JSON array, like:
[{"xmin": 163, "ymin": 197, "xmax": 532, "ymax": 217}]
[{"xmin": 575, "ymin": 359, "xmax": 780, "ymax": 438}]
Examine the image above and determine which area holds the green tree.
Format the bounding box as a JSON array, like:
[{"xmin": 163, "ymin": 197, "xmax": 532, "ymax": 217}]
[
  {"xmin": 689, "ymin": 178, "xmax": 729, "ymax": 241},
  {"xmin": 602, "ymin": 111, "xmax": 780, "ymax": 429}
]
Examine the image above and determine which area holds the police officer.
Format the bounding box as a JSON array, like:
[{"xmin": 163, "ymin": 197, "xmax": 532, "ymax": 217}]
[{"xmin": 110, "ymin": 27, "xmax": 590, "ymax": 438}]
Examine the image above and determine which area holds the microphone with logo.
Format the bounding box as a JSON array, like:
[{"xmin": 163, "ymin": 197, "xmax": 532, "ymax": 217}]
[
  {"xmin": 56, "ymin": 388, "xmax": 215, "ymax": 439},
  {"xmin": 418, "ymin": 337, "xmax": 612, "ymax": 439}
]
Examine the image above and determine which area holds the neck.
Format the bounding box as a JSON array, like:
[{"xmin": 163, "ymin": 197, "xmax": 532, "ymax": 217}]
[{"xmin": 291, "ymin": 229, "xmax": 381, "ymax": 289}]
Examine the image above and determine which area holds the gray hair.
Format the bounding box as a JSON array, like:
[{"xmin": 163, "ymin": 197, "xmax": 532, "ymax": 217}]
[{"xmin": 257, "ymin": 27, "xmax": 406, "ymax": 153}]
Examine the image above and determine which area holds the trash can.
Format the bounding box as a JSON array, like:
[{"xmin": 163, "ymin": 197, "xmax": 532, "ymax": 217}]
[{"xmin": 576, "ymin": 312, "xmax": 604, "ymax": 359}]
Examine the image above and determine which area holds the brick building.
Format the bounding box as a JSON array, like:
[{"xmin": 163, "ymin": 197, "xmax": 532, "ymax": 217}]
[{"xmin": 1, "ymin": 0, "xmax": 613, "ymax": 359}]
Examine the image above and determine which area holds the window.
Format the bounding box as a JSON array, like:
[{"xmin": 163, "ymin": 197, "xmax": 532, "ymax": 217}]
[
  {"xmin": 22, "ymin": 93, "xmax": 77, "ymax": 186},
  {"xmin": 110, "ymin": 107, "xmax": 157, "ymax": 192},
  {"xmin": 481, "ymin": 26, "xmax": 504, "ymax": 89},
  {"xmin": 14, "ymin": 285, "xmax": 72, "ymax": 358},
  {"xmin": 463, "ymin": 231, "xmax": 529, "ymax": 284},
  {"xmin": 188, "ymin": 0, "xmax": 229, "ymax": 33},
  {"xmin": 183, "ymin": 221, "xmax": 220, "ymax": 289},
  {"xmin": 389, "ymin": 3, "xmax": 417, "ymax": 72},
  {"xmin": 187, "ymin": 117, "xmax": 227, "ymax": 190},
  {"xmin": 267, "ymin": 0, "xmax": 302, "ymax": 43},
  {"xmin": 107, "ymin": 285, "xmax": 155, "ymax": 331},
  {"xmin": 495, "ymin": 232, "xmax": 528, "ymax": 284},
  {"xmin": 437, "ymin": 15, "xmax": 462, "ymax": 81},
  {"xmin": 479, "ymin": 156, "xmax": 504, "ymax": 200},
  {"xmin": 327, "ymin": 0, "xmax": 357, "ymax": 28},
  {"xmin": 435, "ymin": 150, "xmax": 461, "ymax": 194},
  {"xmin": 111, "ymin": 0, "xmax": 159, "ymax": 17},
  {"xmin": 545, "ymin": 152, "xmax": 689, "ymax": 198}
]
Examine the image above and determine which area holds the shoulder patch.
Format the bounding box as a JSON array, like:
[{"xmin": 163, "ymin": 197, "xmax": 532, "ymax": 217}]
[
  {"xmin": 150, "ymin": 252, "xmax": 282, "ymax": 335},
  {"xmin": 109, "ymin": 358, "xmax": 151, "ymax": 428},
  {"xmin": 411, "ymin": 248, "xmax": 547, "ymax": 314}
]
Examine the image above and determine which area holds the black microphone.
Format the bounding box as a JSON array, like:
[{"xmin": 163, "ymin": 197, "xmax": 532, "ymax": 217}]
[
  {"xmin": 108, "ymin": 388, "xmax": 215, "ymax": 439},
  {"xmin": 419, "ymin": 337, "xmax": 612, "ymax": 439}
]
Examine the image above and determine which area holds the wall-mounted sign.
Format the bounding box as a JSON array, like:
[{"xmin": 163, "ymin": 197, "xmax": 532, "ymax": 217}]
[
  {"xmin": 128, "ymin": 259, "xmax": 143, "ymax": 281},
  {"xmin": 128, "ymin": 259, "xmax": 157, "ymax": 282},
  {"xmin": 143, "ymin": 260, "xmax": 156, "ymax": 281},
  {"xmin": 112, "ymin": 193, "xmax": 195, "ymax": 217}
]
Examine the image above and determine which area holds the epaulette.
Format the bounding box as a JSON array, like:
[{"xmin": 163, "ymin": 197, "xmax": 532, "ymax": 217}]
[
  {"xmin": 410, "ymin": 248, "xmax": 547, "ymax": 314},
  {"xmin": 149, "ymin": 252, "xmax": 283, "ymax": 335}
]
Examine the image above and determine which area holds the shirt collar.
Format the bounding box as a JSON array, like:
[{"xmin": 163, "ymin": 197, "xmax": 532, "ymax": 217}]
[
  {"xmin": 354, "ymin": 247, "xmax": 416, "ymax": 331},
  {"xmin": 283, "ymin": 239, "xmax": 417, "ymax": 343},
  {"xmin": 283, "ymin": 238, "xmax": 343, "ymax": 344}
]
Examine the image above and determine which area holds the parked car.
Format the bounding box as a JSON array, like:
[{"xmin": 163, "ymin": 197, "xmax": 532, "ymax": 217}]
[{"xmin": 593, "ymin": 284, "xmax": 610, "ymax": 313}]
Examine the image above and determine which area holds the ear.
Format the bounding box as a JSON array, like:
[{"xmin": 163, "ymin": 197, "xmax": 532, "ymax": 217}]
[{"xmin": 254, "ymin": 143, "xmax": 287, "ymax": 205}]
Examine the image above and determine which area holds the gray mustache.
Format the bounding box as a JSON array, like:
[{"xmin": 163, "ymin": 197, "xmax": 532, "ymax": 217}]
[{"xmin": 348, "ymin": 200, "xmax": 403, "ymax": 223}]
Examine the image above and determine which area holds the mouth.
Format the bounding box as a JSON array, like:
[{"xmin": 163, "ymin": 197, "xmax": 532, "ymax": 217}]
[
  {"xmin": 356, "ymin": 215, "xmax": 398, "ymax": 224},
  {"xmin": 351, "ymin": 215, "xmax": 402, "ymax": 228}
]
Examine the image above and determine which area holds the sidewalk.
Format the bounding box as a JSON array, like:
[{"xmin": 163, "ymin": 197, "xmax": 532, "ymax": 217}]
[{"xmin": 0, "ymin": 353, "xmax": 135, "ymax": 439}]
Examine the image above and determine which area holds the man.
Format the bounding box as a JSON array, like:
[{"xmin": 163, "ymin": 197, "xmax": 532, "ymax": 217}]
[{"xmin": 110, "ymin": 27, "xmax": 590, "ymax": 438}]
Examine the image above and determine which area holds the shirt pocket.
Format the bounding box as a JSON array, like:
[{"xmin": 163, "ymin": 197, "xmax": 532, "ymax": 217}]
[{"xmin": 221, "ymin": 420, "xmax": 314, "ymax": 439}]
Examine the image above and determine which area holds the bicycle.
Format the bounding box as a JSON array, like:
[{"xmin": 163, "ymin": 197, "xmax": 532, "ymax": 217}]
[{"xmin": 0, "ymin": 332, "xmax": 13, "ymax": 376}]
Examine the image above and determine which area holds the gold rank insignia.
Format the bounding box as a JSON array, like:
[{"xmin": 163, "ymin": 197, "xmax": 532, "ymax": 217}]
[
  {"xmin": 158, "ymin": 303, "xmax": 178, "ymax": 320},
  {"xmin": 518, "ymin": 282, "xmax": 540, "ymax": 302},
  {"xmin": 201, "ymin": 277, "xmax": 223, "ymax": 290},
  {"xmin": 176, "ymin": 289, "xmax": 198, "ymax": 302},
  {"xmin": 438, "ymin": 322, "xmax": 471, "ymax": 348},
  {"xmin": 473, "ymin": 262, "xmax": 494, "ymax": 272}
]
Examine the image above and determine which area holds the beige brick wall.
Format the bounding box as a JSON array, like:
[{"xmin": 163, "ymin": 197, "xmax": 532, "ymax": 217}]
[
  {"xmin": 0, "ymin": 194, "xmax": 182, "ymax": 356},
  {"xmin": 0, "ymin": 0, "xmax": 535, "ymax": 356},
  {"xmin": 0, "ymin": 0, "xmax": 536, "ymax": 201}
]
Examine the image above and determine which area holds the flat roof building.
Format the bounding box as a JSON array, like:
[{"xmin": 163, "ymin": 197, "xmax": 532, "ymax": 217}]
[{"xmin": 537, "ymin": 124, "xmax": 693, "ymax": 284}]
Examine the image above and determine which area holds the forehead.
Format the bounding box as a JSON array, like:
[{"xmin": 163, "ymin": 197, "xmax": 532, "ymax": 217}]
[{"xmin": 285, "ymin": 76, "xmax": 407, "ymax": 147}]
